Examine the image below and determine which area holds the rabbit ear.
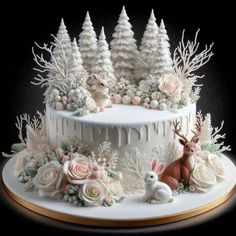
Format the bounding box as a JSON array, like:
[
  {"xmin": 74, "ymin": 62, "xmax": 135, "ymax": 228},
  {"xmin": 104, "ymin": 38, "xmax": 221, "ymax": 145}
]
[
  {"xmin": 155, "ymin": 163, "xmax": 165, "ymax": 174},
  {"xmin": 149, "ymin": 159, "xmax": 158, "ymax": 171}
]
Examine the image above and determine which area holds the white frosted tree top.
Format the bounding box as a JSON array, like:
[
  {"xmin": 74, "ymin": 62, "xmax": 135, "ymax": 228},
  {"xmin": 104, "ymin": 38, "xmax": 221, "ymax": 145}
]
[
  {"xmin": 150, "ymin": 19, "xmax": 173, "ymax": 81},
  {"xmin": 53, "ymin": 18, "xmax": 72, "ymax": 58},
  {"xmin": 79, "ymin": 11, "xmax": 97, "ymax": 73},
  {"xmin": 70, "ymin": 38, "xmax": 86, "ymax": 78},
  {"xmin": 93, "ymin": 27, "xmax": 116, "ymax": 84},
  {"xmin": 110, "ymin": 6, "xmax": 138, "ymax": 80},
  {"xmin": 139, "ymin": 9, "xmax": 159, "ymax": 79}
]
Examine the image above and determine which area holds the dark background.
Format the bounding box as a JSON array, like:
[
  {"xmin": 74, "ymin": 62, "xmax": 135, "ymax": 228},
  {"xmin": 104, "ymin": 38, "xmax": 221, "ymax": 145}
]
[{"xmin": 0, "ymin": 0, "xmax": 235, "ymax": 235}]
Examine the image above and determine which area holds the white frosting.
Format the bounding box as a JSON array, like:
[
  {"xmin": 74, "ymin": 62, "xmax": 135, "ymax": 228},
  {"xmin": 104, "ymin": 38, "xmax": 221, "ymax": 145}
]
[{"xmin": 46, "ymin": 104, "xmax": 196, "ymax": 156}]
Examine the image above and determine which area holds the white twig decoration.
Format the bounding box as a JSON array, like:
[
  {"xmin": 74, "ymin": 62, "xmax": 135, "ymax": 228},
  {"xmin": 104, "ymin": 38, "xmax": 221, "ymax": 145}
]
[
  {"xmin": 173, "ymin": 30, "xmax": 214, "ymax": 85},
  {"xmin": 31, "ymin": 35, "xmax": 69, "ymax": 87}
]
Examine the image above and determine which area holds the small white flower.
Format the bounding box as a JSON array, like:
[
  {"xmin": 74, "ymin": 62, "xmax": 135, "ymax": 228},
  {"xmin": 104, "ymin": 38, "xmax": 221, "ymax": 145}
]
[
  {"xmin": 189, "ymin": 185, "xmax": 196, "ymax": 192},
  {"xmin": 151, "ymin": 91, "xmax": 162, "ymax": 100}
]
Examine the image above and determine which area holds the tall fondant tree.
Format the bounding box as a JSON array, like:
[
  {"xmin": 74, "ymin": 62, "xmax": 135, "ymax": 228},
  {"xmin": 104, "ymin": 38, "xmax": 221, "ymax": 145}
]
[
  {"xmin": 93, "ymin": 27, "xmax": 116, "ymax": 85},
  {"xmin": 79, "ymin": 11, "xmax": 97, "ymax": 73},
  {"xmin": 110, "ymin": 6, "xmax": 138, "ymax": 81},
  {"xmin": 139, "ymin": 9, "xmax": 159, "ymax": 79},
  {"xmin": 150, "ymin": 19, "xmax": 173, "ymax": 81},
  {"xmin": 70, "ymin": 38, "xmax": 87, "ymax": 79},
  {"xmin": 52, "ymin": 18, "xmax": 72, "ymax": 59},
  {"xmin": 49, "ymin": 18, "xmax": 72, "ymax": 80}
]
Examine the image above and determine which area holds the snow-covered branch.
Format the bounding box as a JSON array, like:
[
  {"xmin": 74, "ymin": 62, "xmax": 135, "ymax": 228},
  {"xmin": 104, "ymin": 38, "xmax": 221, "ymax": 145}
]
[
  {"xmin": 31, "ymin": 35, "xmax": 69, "ymax": 87},
  {"xmin": 200, "ymin": 113, "xmax": 231, "ymax": 154},
  {"xmin": 173, "ymin": 30, "xmax": 214, "ymax": 85}
]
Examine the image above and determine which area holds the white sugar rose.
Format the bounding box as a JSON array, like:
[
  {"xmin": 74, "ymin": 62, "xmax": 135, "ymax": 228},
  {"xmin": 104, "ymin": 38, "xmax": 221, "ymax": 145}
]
[
  {"xmin": 190, "ymin": 163, "xmax": 216, "ymax": 192},
  {"xmin": 158, "ymin": 74, "xmax": 182, "ymax": 97},
  {"xmin": 34, "ymin": 161, "xmax": 64, "ymax": 197},
  {"xmin": 207, "ymin": 154, "xmax": 225, "ymax": 181},
  {"xmin": 79, "ymin": 180, "xmax": 107, "ymax": 206}
]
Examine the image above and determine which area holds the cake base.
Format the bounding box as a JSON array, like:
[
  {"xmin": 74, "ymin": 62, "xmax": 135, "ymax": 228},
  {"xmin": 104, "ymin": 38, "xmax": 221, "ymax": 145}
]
[{"xmin": 2, "ymin": 155, "xmax": 236, "ymax": 227}]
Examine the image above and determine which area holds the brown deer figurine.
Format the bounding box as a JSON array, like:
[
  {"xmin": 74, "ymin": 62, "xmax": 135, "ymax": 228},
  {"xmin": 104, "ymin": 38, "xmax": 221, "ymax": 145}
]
[{"xmin": 160, "ymin": 118, "xmax": 202, "ymax": 190}]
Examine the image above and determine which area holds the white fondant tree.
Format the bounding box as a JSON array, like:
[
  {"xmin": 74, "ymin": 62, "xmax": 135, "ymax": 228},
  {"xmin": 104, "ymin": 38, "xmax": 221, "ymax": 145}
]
[
  {"xmin": 52, "ymin": 18, "xmax": 72, "ymax": 59},
  {"xmin": 79, "ymin": 11, "xmax": 97, "ymax": 73},
  {"xmin": 93, "ymin": 27, "xmax": 116, "ymax": 85},
  {"xmin": 48, "ymin": 19, "xmax": 72, "ymax": 80},
  {"xmin": 70, "ymin": 38, "xmax": 87, "ymax": 78},
  {"xmin": 150, "ymin": 19, "xmax": 173, "ymax": 81},
  {"xmin": 139, "ymin": 9, "xmax": 159, "ymax": 79},
  {"xmin": 110, "ymin": 6, "xmax": 139, "ymax": 81}
]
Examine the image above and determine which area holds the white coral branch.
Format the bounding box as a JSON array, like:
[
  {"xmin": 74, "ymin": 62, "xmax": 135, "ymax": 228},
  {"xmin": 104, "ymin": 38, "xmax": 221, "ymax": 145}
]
[
  {"xmin": 31, "ymin": 35, "xmax": 69, "ymax": 87},
  {"xmin": 173, "ymin": 29, "xmax": 214, "ymax": 85}
]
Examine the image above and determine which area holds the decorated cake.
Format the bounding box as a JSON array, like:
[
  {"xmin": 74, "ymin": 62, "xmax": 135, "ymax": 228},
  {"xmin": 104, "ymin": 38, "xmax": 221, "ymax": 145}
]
[{"xmin": 2, "ymin": 6, "xmax": 233, "ymax": 214}]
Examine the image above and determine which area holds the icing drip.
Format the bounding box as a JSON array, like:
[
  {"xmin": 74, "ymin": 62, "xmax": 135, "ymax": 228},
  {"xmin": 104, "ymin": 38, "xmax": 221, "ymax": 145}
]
[
  {"xmin": 163, "ymin": 121, "xmax": 166, "ymax": 137},
  {"xmin": 66, "ymin": 119, "xmax": 69, "ymax": 127},
  {"xmin": 56, "ymin": 118, "xmax": 58, "ymax": 133},
  {"xmin": 91, "ymin": 127, "xmax": 95, "ymax": 142},
  {"xmin": 62, "ymin": 118, "xmax": 64, "ymax": 135},
  {"xmin": 126, "ymin": 128, "xmax": 131, "ymax": 144},
  {"xmin": 156, "ymin": 123, "xmax": 159, "ymax": 134},
  {"xmin": 105, "ymin": 127, "xmax": 109, "ymax": 140},
  {"xmin": 139, "ymin": 127, "xmax": 143, "ymax": 140},
  {"xmin": 74, "ymin": 121, "xmax": 76, "ymax": 131},
  {"xmin": 117, "ymin": 127, "xmax": 121, "ymax": 147}
]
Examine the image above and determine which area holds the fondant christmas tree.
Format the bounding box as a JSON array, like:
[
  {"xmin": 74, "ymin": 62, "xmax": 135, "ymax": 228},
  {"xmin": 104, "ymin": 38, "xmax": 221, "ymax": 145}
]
[
  {"xmin": 139, "ymin": 9, "xmax": 159, "ymax": 79},
  {"xmin": 79, "ymin": 12, "xmax": 97, "ymax": 73},
  {"xmin": 110, "ymin": 6, "xmax": 138, "ymax": 81},
  {"xmin": 48, "ymin": 19, "xmax": 72, "ymax": 80},
  {"xmin": 93, "ymin": 27, "xmax": 116, "ymax": 85},
  {"xmin": 52, "ymin": 18, "xmax": 72, "ymax": 59},
  {"xmin": 150, "ymin": 20, "xmax": 173, "ymax": 81},
  {"xmin": 70, "ymin": 38, "xmax": 87, "ymax": 79}
]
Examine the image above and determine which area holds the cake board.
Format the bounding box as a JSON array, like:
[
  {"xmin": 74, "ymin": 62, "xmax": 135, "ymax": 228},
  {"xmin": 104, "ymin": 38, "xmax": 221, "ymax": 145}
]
[{"xmin": 2, "ymin": 154, "xmax": 236, "ymax": 227}]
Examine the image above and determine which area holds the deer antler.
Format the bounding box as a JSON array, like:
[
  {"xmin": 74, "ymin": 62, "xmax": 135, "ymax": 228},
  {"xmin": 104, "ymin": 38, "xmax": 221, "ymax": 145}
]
[
  {"xmin": 191, "ymin": 118, "xmax": 202, "ymax": 141},
  {"xmin": 173, "ymin": 120, "xmax": 188, "ymax": 142}
]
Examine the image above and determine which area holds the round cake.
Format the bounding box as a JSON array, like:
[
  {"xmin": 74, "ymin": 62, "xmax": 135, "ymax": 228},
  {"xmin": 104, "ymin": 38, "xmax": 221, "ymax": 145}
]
[
  {"xmin": 2, "ymin": 7, "xmax": 234, "ymax": 225},
  {"xmin": 47, "ymin": 104, "xmax": 196, "ymax": 156}
]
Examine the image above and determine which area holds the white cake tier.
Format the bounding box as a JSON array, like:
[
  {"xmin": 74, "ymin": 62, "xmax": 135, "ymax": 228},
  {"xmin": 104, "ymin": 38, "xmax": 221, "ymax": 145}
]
[{"xmin": 46, "ymin": 104, "xmax": 196, "ymax": 156}]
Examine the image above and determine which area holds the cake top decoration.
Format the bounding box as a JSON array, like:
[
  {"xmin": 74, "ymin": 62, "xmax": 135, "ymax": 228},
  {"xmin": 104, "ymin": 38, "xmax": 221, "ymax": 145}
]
[{"xmin": 30, "ymin": 6, "xmax": 214, "ymax": 116}]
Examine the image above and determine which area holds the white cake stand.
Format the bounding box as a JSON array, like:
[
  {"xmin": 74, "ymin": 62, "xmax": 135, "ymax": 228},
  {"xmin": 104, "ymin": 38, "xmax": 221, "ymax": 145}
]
[{"xmin": 2, "ymin": 155, "xmax": 236, "ymax": 227}]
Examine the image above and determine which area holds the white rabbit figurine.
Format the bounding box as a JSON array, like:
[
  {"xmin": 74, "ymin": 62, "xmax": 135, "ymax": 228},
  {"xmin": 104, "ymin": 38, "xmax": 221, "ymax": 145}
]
[{"xmin": 144, "ymin": 159, "xmax": 174, "ymax": 204}]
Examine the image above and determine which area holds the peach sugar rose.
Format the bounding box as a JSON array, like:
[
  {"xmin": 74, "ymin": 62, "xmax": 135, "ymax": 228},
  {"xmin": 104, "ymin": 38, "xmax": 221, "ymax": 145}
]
[
  {"xmin": 158, "ymin": 74, "xmax": 182, "ymax": 97},
  {"xmin": 63, "ymin": 155, "xmax": 101, "ymax": 184}
]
